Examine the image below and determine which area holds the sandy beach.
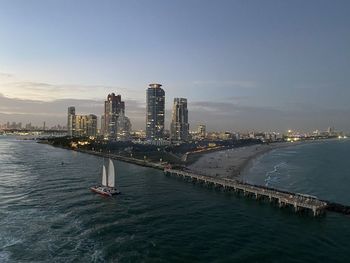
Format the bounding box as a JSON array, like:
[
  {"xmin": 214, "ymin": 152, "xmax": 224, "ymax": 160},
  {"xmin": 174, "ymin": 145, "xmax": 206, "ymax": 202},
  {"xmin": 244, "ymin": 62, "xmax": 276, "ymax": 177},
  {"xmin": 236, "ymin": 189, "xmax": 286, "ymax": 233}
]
[{"xmin": 187, "ymin": 143, "xmax": 291, "ymax": 179}]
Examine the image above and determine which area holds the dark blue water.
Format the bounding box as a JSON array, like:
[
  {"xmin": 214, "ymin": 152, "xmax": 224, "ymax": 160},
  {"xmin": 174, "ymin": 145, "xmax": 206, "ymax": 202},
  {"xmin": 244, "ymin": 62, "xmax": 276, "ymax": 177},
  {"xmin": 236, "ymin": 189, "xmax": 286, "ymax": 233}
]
[
  {"xmin": 243, "ymin": 139, "xmax": 350, "ymax": 205},
  {"xmin": 1, "ymin": 137, "xmax": 350, "ymax": 262}
]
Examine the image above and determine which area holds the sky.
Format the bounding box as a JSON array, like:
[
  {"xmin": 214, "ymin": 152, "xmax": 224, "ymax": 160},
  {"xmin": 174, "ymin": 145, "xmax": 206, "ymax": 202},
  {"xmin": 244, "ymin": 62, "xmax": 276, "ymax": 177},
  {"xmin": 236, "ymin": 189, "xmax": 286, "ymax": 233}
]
[{"xmin": 0, "ymin": 0, "xmax": 349, "ymax": 132}]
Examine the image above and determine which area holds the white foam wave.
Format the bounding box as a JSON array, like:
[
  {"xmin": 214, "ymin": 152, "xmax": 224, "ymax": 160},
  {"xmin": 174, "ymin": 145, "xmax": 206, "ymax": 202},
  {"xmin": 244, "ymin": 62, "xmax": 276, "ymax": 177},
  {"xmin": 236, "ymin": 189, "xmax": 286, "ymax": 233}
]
[{"xmin": 264, "ymin": 162, "xmax": 287, "ymax": 186}]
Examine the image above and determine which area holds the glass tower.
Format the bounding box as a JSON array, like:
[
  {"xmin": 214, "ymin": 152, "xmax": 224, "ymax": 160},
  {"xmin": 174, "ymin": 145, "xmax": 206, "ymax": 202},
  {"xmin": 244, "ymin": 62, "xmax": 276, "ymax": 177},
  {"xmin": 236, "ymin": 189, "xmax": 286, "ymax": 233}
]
[
  {"xmin": 104, "ymin": 93, "xmax": 125, "ymax": 139},
  {"xmin": 146, "ymin": 83, "xmax": 165, "ymax": 141},
  {"xmin": 170, "ymin": 98, "xmax": 189, "ymax": 141}
]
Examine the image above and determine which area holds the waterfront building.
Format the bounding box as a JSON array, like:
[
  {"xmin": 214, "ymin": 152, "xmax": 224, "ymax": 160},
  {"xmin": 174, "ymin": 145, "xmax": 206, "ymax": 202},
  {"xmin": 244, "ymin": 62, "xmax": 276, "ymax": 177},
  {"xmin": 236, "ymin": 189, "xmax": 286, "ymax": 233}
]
[
  {"xmin": 218, "ymin": 131, "xmax": 233, "ymax": 140},
  {"xmin": 327, "ymin": 126, "xmax": 334, "ymax": 135},
  {"xmin": 74, "ymin": 115, "xmax": 87, "ymax": 137},
  {"xmin": 74, "ymin": 114, "xmax": 97, "ymax": 137},
  {"xmin": 197, "ymin": 124, "xmax": 206, "ymax": 139},
  {"xmin": 116, "ymin": 112, "xmax": 132, "ymax": 141},
  {"xmin": 146, "ymin": 83, "xmax": 165, "ymax": 141},
  {"xmin": 100, "ymin": 115, "xmax": 105, "ymax": 135},
  {"xmin": 67, "ymin": 106, "xmax": 97, "ymax": 137},
  {"xmin": 86, "ymin": 114, "xmax": 97, "ymax": 137},
  {"xmin": 104, "ymin": 93, "xmax": 125, "ymax": 139},
  {"xmin": 67, "ymin": 106, "xmax": 75, "ymax": 136},
  {"xmin": 170, "ymin": 98, "xmax": 189, "ymax": 142}
]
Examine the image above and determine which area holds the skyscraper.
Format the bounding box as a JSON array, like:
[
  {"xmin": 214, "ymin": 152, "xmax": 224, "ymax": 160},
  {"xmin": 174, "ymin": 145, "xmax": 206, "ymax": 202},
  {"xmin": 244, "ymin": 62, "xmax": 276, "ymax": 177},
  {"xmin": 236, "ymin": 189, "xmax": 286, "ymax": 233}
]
[
  {"xmin": 104, "ymin": 93, "xmax": 125, "ymax": 139},
  {"xmin": 116, "ymin": 111, "xmax": 132, "ymax": 141},
  {"xmin": 170, "ymin": 98, "xmax": 189, "ymax": 142},
  {"xmin": 67, "ymin": 106, "xmax": 75, "ymax": 136},
  {"xmin": 86, "ymin": 114, "xmax": 97, "ymax": 137},
  {"xmin": 74, "ymin": 115, "xmax": 87, "ymax": 137},
  {"xmin": 100, "ymin": 115, "xmax": 105, "ymax": 135},
  {"xmin": 146, "ymin": 83, "xmax": 165, "ymax": 141}
]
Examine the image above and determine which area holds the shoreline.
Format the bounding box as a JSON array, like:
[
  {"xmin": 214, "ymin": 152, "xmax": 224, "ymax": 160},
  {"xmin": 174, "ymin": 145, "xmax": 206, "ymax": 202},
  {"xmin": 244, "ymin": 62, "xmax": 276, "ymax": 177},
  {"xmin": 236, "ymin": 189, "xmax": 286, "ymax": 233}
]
[
  {"xmin": 40, "ymin": 142, "xmax": 165, "ymax": 171},
  {"xmin": 187, "ymin": 139, "xmax": 335, "ymax": 180},
  {"xmin": 41, "ymin": 138, "xmax": 339, "ymax": 178}
]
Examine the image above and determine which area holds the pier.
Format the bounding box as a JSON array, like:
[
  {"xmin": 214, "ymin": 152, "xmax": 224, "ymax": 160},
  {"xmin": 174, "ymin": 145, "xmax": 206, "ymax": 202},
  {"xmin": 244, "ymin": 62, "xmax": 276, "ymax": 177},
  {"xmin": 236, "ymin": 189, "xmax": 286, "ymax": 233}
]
[
  {"xmin": 48, "ymin": 143, "xmax": 350, "ymax": 217},
  {"xmin": 164, "ymin": 168, "xmax": 328, "ymax": 216}
]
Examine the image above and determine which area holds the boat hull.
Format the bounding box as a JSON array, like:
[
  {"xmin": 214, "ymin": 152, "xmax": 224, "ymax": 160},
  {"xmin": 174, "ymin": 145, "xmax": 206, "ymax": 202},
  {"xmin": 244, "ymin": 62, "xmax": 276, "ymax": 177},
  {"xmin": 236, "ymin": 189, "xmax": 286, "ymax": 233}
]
[{"xmin": 90, "ymin": 186, "xmax": 120, "ymax": 197}]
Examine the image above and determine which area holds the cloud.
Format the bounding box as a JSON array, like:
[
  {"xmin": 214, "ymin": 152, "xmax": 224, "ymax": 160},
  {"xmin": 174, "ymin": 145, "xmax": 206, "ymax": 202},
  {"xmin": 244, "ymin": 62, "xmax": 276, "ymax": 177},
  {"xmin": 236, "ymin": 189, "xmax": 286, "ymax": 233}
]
[
  {"xmin": 0, "ymin": 73, "xmax": 14, "ymax": 79},
  {"xmin": 193, "ymin": 80, "xmax": 257, "ymax": 89},
  {"xmin": 188, "ymin": 101, "xmax": 350, "ymax": 132},
  {"xmin": 0, "ymin": 73, "xmax": 149, "ymax": 128},
  {"xmin": 0, "ymin": 73, "xmax": 143, "ymax": 101}
]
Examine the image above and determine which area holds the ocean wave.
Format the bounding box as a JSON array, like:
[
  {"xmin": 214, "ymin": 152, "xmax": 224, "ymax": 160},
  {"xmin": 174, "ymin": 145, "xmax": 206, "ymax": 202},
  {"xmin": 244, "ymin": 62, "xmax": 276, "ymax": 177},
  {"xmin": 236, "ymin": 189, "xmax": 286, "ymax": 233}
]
[
  {"xmin": 0, "ymin": 251, "xmax": 10, "ymax": 263},
  {"xmin": 264, "ymin": 162, "xmax": 287, "ymax": 186}
]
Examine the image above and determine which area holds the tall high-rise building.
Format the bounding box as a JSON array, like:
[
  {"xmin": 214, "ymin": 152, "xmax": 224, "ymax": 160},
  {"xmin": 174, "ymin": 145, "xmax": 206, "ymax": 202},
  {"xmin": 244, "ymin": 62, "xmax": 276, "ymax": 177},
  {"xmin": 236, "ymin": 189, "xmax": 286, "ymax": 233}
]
[
  {"xmin": 100, "ymin": 115, "xmax": 105, "ymax": 135},
  {"xmin": 146, "ymin": 83, "xmax": 165, "ymax": 141},
  {"xmin": 116, "ymin": 111, "xmax": 132, "ymax": 141},
  {"xmin": 104, "ymin": 93, "xmax": 125, "ymax": 139},
  {"xmin": 86, "ymin": 114, "xmax": 97, "ymax": 137},
  {"xmin": 74, "ymin": 115, "xmax": 87, "ymax": 137},
  {"xmin": 170, "ymin": 98, "xmax": 189, "ymax": 142},
  {"xmin": 67, "ymin": 106, "xmax": 75, "ymax": 136}
]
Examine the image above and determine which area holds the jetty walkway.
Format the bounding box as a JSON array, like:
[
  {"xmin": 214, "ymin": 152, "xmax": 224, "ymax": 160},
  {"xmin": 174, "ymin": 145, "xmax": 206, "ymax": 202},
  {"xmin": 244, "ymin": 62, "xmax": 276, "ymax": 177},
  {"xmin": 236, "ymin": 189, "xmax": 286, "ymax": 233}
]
[
  {"xmin": 77, "ymin": 149, "xmax": 165, "ymax": 170},
  {"xmin": 164, "ymin": 168, "xmax": 328, "ymax": 216}
]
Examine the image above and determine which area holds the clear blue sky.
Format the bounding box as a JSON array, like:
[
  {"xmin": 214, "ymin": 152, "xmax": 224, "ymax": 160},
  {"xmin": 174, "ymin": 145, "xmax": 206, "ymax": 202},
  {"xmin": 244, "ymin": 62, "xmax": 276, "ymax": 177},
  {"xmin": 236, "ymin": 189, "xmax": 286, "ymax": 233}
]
[{"xmin": 0, "ymin": 0, "xmax": 349, "ymax": 132}]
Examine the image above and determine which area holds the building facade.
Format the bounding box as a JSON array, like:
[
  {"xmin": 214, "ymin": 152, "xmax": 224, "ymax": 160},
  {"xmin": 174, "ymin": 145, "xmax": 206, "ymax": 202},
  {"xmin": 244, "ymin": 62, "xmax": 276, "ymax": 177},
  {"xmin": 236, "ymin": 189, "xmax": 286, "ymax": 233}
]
[
  {"xmin": 170, "ymin": 98, "xmax": 189, "ymax": 142},
  {"xmin": 100, "ymin": 115, "xmax": 105, "ymax": 135},
  {"xmin": 74, "ymin": 114, "xmax": 97, "ymax": 137},
  {"xmin": 74, "ymin": 115, "xmax": 87, "ymax": 137},
  {"xmin": 116, "ymin": 112, "xmax": 132, "ymax": 141},
  {"xmin": 103, "ymin": 93, "xmax": 131, "ymax": 140},
  {"xmin": 67, "ymin": 106, "xmax": 97, "ymax": 137},
  {"xmin": 86, "ymin": 114, "xmax": 97, "ymax": 137},
  {"xmin": 104, "ymin": 93, "xmax": 125, "ymax": 139},
  {"xmin": 67, "ymin": 106, "xmax": 75, "ymax": 137},
  {"xmin": 146, "ymin": 83, "xmax": 165, "ymax": 141}
]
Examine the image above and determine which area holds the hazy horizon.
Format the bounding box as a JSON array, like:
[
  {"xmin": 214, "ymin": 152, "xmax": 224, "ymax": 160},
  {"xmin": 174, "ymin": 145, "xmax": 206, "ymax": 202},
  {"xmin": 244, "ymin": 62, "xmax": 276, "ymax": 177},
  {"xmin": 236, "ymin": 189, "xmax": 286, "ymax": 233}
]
[{"xmin": 1, "ymin": 0, "xmax": 349, "ymax": 132}]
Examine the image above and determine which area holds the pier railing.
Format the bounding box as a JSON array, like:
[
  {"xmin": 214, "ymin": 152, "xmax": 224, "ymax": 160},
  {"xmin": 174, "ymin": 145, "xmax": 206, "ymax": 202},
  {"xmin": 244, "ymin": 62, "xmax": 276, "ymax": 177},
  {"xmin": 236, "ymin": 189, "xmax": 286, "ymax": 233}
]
[{"xmin": 164, "ymin": 168, "xmax": 328, "ymax": 216}]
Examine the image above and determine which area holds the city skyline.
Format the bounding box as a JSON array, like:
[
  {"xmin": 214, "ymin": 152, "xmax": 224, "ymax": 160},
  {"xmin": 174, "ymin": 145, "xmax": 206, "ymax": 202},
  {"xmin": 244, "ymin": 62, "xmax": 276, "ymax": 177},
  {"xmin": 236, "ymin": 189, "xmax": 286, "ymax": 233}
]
[{"xmin": 1, "ymin": 0, "xmax": 350, "ymax": 132}]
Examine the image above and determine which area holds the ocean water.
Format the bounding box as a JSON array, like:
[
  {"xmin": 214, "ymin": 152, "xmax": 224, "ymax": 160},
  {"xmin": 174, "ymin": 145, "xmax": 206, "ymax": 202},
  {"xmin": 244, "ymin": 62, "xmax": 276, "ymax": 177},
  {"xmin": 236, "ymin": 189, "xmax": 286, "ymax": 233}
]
[
  {"xmin": 1, "ymin": 137, "xmax": 350, "ymax": 262},
  {"xmin": 243, "ymin": 139, "xmax": 350, "ymax": 205}
]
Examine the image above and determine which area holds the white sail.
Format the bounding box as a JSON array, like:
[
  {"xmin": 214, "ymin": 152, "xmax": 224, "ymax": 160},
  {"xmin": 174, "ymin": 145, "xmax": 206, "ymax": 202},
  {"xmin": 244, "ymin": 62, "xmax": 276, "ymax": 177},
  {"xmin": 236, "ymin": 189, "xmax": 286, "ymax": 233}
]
[
  {"xmin": 102, "ymin": 165, "xmax": 107, "ymax": 186},
  {"xmin": 107, "ymin": 159, "xmax": 115, "ymax": 187}
]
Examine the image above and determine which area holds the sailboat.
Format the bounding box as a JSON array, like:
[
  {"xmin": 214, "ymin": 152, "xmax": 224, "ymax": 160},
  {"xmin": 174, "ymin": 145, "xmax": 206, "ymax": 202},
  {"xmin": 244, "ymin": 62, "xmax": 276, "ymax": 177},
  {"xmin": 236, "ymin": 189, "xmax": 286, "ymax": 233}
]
[{"xmin": 90, "ymin": 159, "xmax": 120, "ymax": 196}]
